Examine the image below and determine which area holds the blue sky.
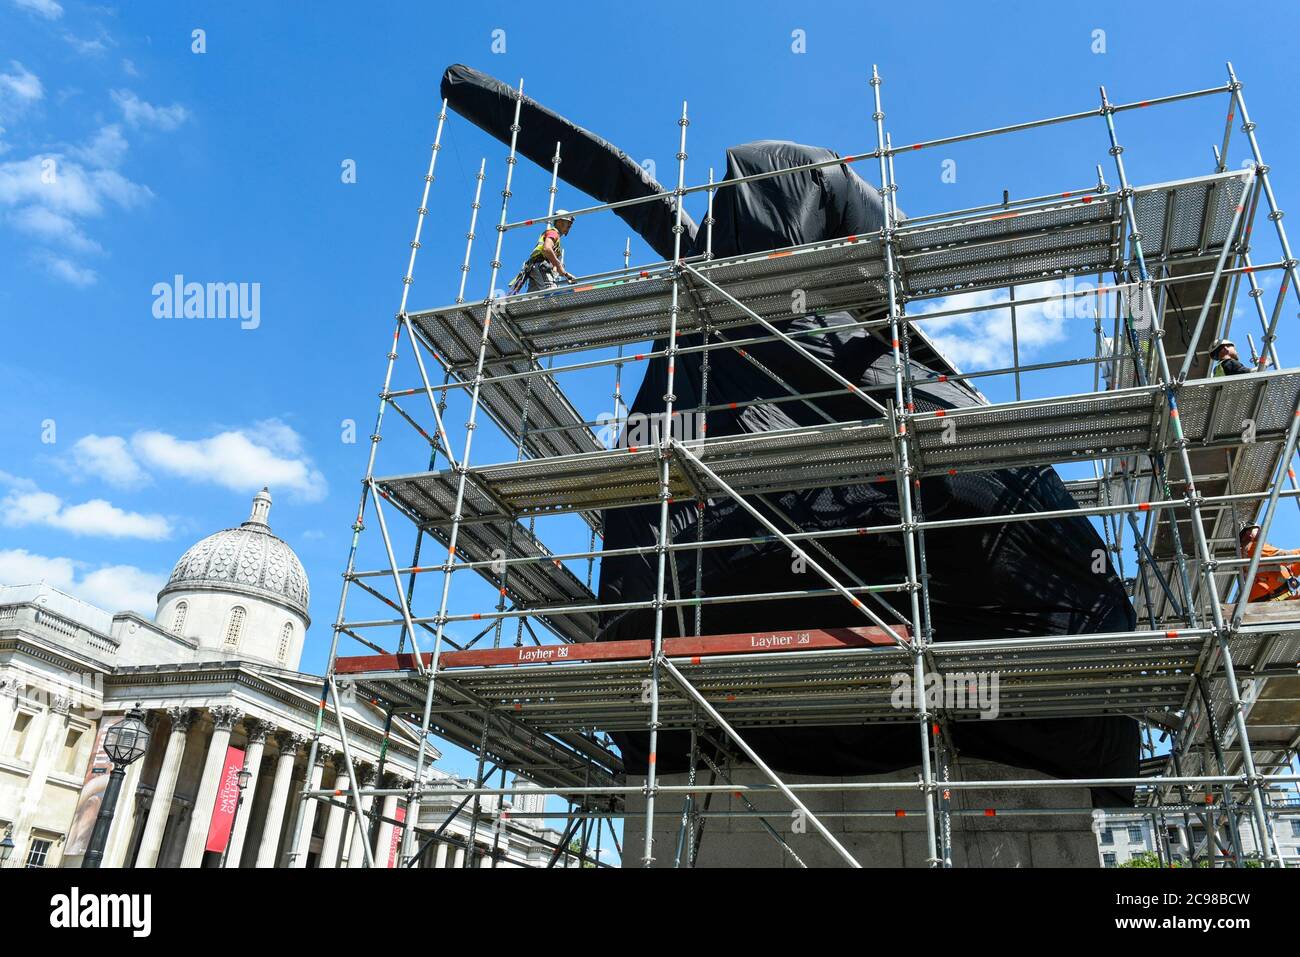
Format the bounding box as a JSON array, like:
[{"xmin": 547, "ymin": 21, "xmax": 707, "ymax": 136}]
[{"xmin": 3, "ymin": 0, "xmax": 1299, "ymax": 769}]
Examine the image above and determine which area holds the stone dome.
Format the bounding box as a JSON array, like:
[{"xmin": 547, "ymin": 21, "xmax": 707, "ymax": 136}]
[{"xmin": 158, "ymin": 488, "xmax": 310, "ymax": 623}]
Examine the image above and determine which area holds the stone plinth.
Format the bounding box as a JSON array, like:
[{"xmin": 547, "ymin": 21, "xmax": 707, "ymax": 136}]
[{"xmin": 622, "ymin": 758, "xmax": 1101, "ymax": 868}]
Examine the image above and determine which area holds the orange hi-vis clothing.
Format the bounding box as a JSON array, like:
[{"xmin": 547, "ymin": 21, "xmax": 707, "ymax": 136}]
[{"xmin": 1243, "ymin": 539, "xmax": 1300, "ymax": 602}]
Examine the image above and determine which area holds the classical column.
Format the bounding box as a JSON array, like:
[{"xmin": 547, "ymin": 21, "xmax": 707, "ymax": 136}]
[
  {"xmin": 344, "ymin": 765, "xmax": 375, "ymax": 869},
  {"xmin": 134, "ymin": 707, "xmax": 195, "ymax": 869},
  {"xmin": 223, "ymin": 719, "xmax": 268, "ymax": 868},
  {"xmin": 317, "ymin": 754, "xmax": 350, "ymax": 868},
  {"xmin": 255, "ymin": 731, "xmax": 304, "ymax": 868},
  {"xmin": 179, "ymin": 706, "xmax": 242, "ymax": 868},
  {"xmin": 373, "ymin": 774, "xmax": 403, "ymax": 869},
  {"xmin": 434, "ymin": 842, "xmax": 449, "ymax": 868},
  {"xmin": 289, "ymin": 745, "xmax": 331, "ymax": 867}
]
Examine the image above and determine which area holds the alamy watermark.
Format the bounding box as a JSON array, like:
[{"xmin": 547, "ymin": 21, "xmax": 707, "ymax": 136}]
[
  {"xmin": 152, "ymin": 275, "xmax": 261, "ymax": 329},
  {"xmin": 891, "ymin": 670, "xmax": 1000, "ymax": 719},
  {"xmin": 596, "ymin": 410, "xmax": 706, "ymax": 450}
]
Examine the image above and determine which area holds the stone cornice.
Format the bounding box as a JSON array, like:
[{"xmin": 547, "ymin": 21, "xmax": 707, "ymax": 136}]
[
  {"xmin": 0, "ymin": 634, "xmax": 115, "ymax": 678},
  {"xmin": 106, "ymin": 662, "xmax": 421, "ymax": 762}
]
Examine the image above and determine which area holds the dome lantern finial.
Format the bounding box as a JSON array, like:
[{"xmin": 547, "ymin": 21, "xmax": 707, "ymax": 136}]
[{"xmin": 244, "ymin": 487, "xmax": 273, "ymax": 530}]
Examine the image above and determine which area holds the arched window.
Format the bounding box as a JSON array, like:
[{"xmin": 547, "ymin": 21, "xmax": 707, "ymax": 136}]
[
  {"xmin": 277, "ymin": 621, "xmax": 292, "ymax": 663},
  {"xmin": 224, "ymin": 606, "xmax": 246, "ymax": 649},
  {"xmin": 171, "ymin": 601, "xmax": 188, "ymax": 636}
]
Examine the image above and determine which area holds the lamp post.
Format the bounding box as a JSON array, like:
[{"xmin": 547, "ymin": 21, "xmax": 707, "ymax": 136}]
[
  {"xmin": 82, "ymin": 707, "xmax": 151, "ymax": 868},
  {"xmin": 0, "ymin": 828, "xmax": 15, "ymax": 866},
  {"xmin": 219, "ymin": 764, "xmax": 253, "ymax": 869}
]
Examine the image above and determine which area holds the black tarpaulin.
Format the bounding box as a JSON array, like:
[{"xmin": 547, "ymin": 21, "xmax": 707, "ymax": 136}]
[
  {"xmin": 705, "ymin": 141, "xmax": 887, "ymax": 258},
  {"xmin": 440, "ymin": 64, "xmax": 696, "ymax": 261}
]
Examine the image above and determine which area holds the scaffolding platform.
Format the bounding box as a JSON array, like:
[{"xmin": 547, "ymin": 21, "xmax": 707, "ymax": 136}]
[
  {"xmin": 418, "ymin": 513, "xmax": 599, "ymax": 644},
  {"xmin": 335, "ymin": 626, "xmax": 1203, "ymax": 735},
  {"xmin": 409, "ymin": 172, "xmax": 1246, "ymax": 367},
  {"xmin": 375, "ymin": 371, "xmax": 1300, "ymax": 530}
]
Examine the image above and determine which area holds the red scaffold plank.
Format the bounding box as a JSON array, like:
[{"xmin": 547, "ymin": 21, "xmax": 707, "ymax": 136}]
[{"xmin": 333, "ymin": 625, "xmax": 908, "ymax": 675}]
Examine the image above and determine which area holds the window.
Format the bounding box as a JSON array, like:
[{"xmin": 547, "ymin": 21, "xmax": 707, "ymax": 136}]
[
  {"xmin": 1100, "ymin": 828, "xmax": 1113, "ymax": 845},
  {"xmin": 26, "ymin": 838, "xmax": 52, "ymax": 868},
  {"xmin": 277, "ymin": 621, "xmax": 293, "ymax": 663},
  {"xmin": 6, "ymin": 712, "xmax": 34, "ymax": 759},
  {"xmin": 224, "ymin": 606, "xmax": 246, "ymax": 650},
  {"xmin": 1102, "ymin": 852, "xmax": 1117, "ymax": 867},
  {"xmin": 1290, "ymin": 820, "xmax": 1300, "ymax": 839},
  {"xmin": 1128, "ymin": 826, "xmax": 1143, "ymax": 845},
  {"xmin": 171, "ymin": 601, "xmax": 188, "ymax": 636},
  {"xmin": 58, "ymin": 727, "xmax": 85, "ymax": 775}
]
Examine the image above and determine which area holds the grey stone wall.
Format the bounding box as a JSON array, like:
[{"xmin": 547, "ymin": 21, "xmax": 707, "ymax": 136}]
[{"xmin": 622, "ymin": 758, "xmax": 1101, "ymax": 868}]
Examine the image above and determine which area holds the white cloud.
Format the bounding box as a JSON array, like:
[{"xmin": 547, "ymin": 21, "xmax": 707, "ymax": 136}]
[
  {"xmin": 915, "ymin": 280, "xmax": 1077, "ymax": 371},
  {"xmin": 0, "ymin": 151, "xmax": 151, "ymax": 216},
  {"xmin": 112, "ymin": 89, "xmax": 189, "ymax": 131},
  {"xmin": 70, "ymin": 434, "xmax": 151, "ymax": 487},
  {"xmin": 10, "ymin": 206, "xmax": 103, "ymax": 253},
  {"xmin": 0, "ymin": 547, "xmax": 164, "ymax": 615},
  {"xmin": 78, "ymin": 564, "xmax": 165, "ymax": 614},
  {"xmin": 0, "ymin": 547, "xmax": 75, "ymax": 586},
  {"xmin": 131, "ymin": 420, "xmax": 327, "ymax": 502},
  {"xmin": 10, "ymin": 0, "xmax": 63, "ymax": 21},
  {"xmin": 0, "ymin": 64, "xmax": 185, "ymax": 288},
  {"xmin": 63, "ymin": 33, "xmax": 109, "ymax": 56},
  {"xmin": 70, "ymin": 123, "xmax": 128, "ymax": 169},
  {"xmin": 1, "ymin": 480, "xmax": 172, "ymax": 539},
  {"xmin": 0, "ymin": 61, "xmax": 43, "ymax": 106},
  {"xmin": 0, "ymin": 125, "xmax": 150, "ymax": 286},
  {"xmin": 38, "ymin": 253, "xmax": 97, "ymax": 286},
  {"xmin": 121, "ymin": 59, "xmax": 139, "ymax": 78}
]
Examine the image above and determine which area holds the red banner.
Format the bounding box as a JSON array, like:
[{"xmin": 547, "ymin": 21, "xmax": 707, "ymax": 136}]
[
  {"xmin": 387, "ymin": 804, "xmax": 407, "ymax": 868},
  {"xmin": 205, "ymin": 746, "xmax": 246, "ymax": 854},
  {"xmin": 65, "ymin": 724, "xmax": 115, "ymax": 858}
]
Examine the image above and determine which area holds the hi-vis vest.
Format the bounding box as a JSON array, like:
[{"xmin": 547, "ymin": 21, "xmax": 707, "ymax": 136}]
[{"xmin": 529, "ymin": 228, "xmax": 563, "ymax": 267}]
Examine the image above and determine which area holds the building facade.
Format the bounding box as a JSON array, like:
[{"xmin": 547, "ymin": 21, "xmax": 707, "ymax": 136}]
[
  {"xmin": 0, "ymin": 490, "xmax": 563, "ymax": 868},
  {"xmin": 1095, "ymin": 801, "xmax": 1300, "ymax": 867}
]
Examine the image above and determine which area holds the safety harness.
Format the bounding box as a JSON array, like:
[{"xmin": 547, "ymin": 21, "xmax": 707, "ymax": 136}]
[{"xmin": 509, "ymin": 228, "xmax": 564, "ymax": 294}]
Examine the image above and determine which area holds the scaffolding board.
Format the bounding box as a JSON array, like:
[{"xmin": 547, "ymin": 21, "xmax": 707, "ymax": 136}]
[
  {"xmin": 335, "ymin": 627, "xmax": 1203, "ymax": 733},
  {"xmin": 374, "ymin": 372, "xmax": 1300, "ymax": 531}
]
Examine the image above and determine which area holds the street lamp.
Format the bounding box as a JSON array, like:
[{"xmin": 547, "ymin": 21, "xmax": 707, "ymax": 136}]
[
  {"xmin": 219, "ymin": 763, "xmax": 254, "ymax": 869},
  {"xmin": 0, "ymin": 828, "xmax": 15, "ymax": 865},
  {"xmin": 82, "ymin": 707, "xmax": 151, "ymax": 868}
]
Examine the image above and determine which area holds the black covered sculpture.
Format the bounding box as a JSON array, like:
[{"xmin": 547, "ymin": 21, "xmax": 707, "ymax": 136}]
[{"xmin": 441, "ymin": 64, "xmax": 1138, "ymax": 805}]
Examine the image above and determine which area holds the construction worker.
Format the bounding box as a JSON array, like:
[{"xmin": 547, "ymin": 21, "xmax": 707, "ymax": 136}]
[
  {"xmin": 1238, "ymin": 523, "xmax": 1300, "ymax": 602},
  {"xmin": 510, "ymin": 210, "xmax": 577, "ymax": 293},
  {"xmin": 1210, "ymin": 338, "xmax": 1251, "ymax": 377}
]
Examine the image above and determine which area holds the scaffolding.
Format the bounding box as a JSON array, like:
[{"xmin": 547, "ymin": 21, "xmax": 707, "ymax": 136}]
[{"xmin": 291, "ymin": 63, "xmax": 1300, "ymax": 868}]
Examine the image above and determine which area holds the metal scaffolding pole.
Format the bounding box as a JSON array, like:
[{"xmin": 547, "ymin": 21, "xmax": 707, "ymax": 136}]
[
  {"xmin": 399, "ymin": 79, "xmax": 526, "ymax": 866},
  {"xmin": 1102, "ymin": 82, "xmax": 1279, "ymax": 863},
  {"xmin": 873, "ymin": 63, "xmax": 938, "ymax": 865},
  {"xmin": 641, "ymin": 99, "xmax": 690, "ymax": 866}
]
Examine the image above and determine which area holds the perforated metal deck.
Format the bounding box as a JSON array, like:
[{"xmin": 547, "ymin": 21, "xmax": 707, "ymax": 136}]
[
  {"xmin": 407, "ymin": 171, "xmax": 1245, "ymax": 371},
  {"xmin": 336, "ymin": 628, "xmax": 1207, "ymax": 738},
  {"xmin": 375, "ymin": 372, "xmax": 1300, "ymax": 530}
]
